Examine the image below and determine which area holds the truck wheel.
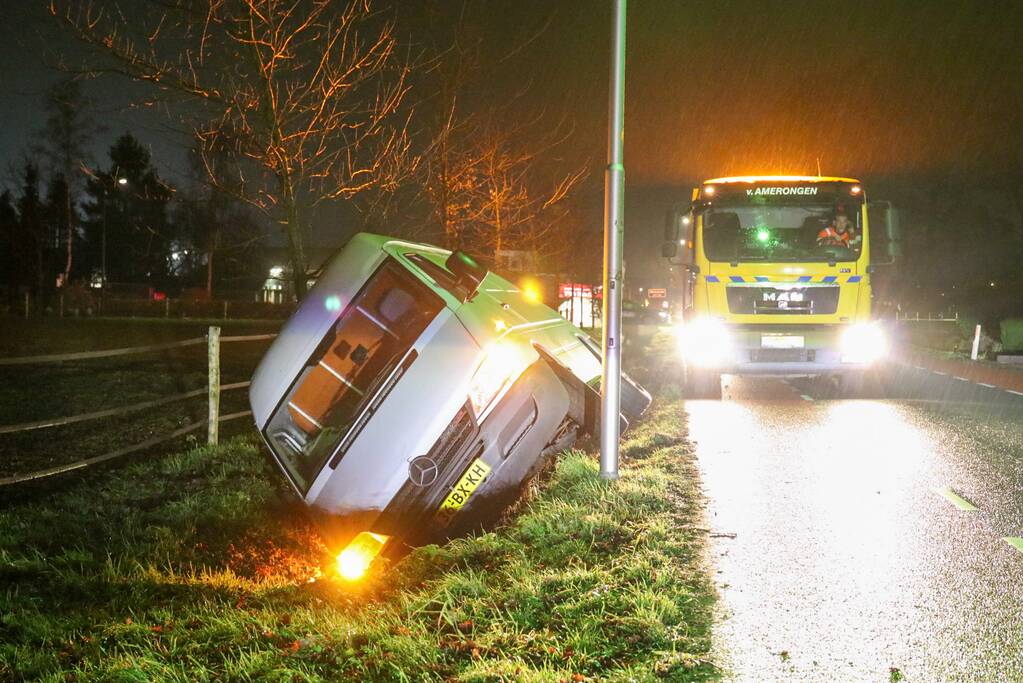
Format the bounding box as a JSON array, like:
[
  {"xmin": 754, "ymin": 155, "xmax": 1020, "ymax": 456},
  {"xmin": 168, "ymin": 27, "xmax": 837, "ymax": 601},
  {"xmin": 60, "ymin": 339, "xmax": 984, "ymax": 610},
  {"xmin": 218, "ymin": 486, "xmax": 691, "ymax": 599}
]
[{"xmin": 685, "ymin": 368, "xmax": 722, "ymax": 399}]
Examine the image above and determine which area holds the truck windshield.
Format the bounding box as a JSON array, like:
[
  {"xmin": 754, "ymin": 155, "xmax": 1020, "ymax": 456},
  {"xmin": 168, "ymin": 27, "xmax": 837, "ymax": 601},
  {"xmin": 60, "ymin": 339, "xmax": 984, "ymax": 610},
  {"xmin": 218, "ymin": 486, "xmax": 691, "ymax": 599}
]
[
  {"xmin": 264, "ymin": 258, "xmax": 444, "ymax": 493},
  {"xmin": 702, "ymin": 203, "xmax": 863, "ymax": 263}
]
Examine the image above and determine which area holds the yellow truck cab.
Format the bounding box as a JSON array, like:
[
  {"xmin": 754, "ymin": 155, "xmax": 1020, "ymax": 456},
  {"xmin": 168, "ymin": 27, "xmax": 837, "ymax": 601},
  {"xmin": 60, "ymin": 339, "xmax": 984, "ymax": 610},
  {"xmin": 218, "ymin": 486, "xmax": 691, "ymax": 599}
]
[{"xmin": 662, "ymin": 175, "xmax": 899, "ymax": 397}]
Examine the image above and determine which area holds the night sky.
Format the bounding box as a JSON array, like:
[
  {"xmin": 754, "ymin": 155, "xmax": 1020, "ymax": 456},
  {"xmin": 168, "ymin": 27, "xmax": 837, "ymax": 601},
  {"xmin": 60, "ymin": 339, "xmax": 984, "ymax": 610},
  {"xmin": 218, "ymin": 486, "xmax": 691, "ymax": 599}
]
[
  {"xmin": 2, "ymin": 1, "xmax": 1022, "ymax": 267},
  {"xmin": 385, "ymin": 1, "xmax": 1023, "ymax": 183}
]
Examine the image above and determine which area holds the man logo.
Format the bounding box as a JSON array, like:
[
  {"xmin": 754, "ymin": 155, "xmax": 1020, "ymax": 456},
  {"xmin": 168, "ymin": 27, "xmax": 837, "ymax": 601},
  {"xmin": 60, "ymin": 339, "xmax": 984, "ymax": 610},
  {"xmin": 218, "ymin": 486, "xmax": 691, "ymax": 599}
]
[{"xmin": 408, "ymin": 456, "xmax": 439, "ymax": 487}]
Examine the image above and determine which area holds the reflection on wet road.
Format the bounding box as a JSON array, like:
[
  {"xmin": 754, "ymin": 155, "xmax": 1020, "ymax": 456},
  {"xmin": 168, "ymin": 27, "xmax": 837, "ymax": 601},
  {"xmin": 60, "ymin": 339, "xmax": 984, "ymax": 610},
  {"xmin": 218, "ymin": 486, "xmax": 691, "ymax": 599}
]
[{"xmin": 688, "ymin": 365, "xmax": 1023, "ymax": 681}]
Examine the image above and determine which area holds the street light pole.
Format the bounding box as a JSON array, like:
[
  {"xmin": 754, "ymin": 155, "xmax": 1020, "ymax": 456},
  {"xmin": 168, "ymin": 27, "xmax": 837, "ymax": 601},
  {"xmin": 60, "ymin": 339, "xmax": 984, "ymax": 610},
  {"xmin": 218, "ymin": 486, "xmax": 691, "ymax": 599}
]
[
  {"xmin": 600, "ymin": 0, "xmax": 627, "ymax": 480},
  {"xmin": 101, "ymin": 189, "xmax": 108, "ymax": 286}
]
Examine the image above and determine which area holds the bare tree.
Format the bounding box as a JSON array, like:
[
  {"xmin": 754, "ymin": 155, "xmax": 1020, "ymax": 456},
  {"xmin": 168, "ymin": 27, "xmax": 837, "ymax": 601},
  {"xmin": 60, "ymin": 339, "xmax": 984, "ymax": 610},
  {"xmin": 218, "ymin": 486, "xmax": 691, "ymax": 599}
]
[
  {"xmin": 423, "ymin": 115, "xmax": 585, "ymax": 266},
  {"xmin": 39, "ymin": 78, "xmax": 97, "ymax": 287},
  {"xmin": 405, "ymin": 4, "xmax": 586, "ymax": 266},
  {"xmin": 52, "ymin": 0, "xmax": 415, "ymax": 298}
]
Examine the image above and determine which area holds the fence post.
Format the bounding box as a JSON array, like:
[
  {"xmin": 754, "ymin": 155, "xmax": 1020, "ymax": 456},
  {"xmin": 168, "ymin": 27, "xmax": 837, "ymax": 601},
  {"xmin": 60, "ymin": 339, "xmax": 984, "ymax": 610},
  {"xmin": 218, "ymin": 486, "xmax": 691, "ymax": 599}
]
[
  {"xmin": 165, "ymin": 298, "xmax": 170, "ymax": 318},
  {"xmin": 59, "ymin": 293, "xmax": 64, "ymax": 318},
  {"xmin": 223, "ymin": 300, "xmax": 229, "ymax": 319},
  {"xmin": 971, "ymin": 324, "xmax": 982, "ymax": 361},
  {"xmin": 207, "ymin": 326, "xmax": 221, "ymax": 446},
  {"xmin": 24, "ymin": 291, "xmax": 30, "ymax": 317}
]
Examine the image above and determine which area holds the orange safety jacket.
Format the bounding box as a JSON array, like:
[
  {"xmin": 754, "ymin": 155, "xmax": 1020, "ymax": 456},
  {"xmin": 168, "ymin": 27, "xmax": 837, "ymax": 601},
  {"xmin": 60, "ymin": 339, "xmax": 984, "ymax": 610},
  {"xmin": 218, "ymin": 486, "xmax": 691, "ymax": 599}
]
[{"xmin": 817, "ymin": 226, "xmax": 850, "ymax": 247}]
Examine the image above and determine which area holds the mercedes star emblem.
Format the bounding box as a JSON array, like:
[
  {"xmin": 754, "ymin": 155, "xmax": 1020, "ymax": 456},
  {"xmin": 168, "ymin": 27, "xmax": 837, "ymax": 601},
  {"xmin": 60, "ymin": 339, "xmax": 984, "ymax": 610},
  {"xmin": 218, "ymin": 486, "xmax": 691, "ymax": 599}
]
[{"xmin": 408, "ymin": 456, "xmax": 439, "ymax": 487}]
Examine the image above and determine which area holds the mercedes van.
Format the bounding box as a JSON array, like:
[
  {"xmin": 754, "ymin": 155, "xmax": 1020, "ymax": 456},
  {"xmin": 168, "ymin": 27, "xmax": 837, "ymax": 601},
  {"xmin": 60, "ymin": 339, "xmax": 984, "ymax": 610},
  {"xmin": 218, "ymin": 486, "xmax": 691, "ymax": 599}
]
[{"xmin": 249, "ymin": 234, "xmax": 650, "ymax": 579}]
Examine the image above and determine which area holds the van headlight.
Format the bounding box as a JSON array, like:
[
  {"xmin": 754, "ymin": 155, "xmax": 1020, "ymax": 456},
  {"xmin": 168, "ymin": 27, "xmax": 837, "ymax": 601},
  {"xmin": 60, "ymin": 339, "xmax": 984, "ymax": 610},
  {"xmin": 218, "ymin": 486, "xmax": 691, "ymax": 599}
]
[
  {"xmin": 677, "ymin": 318, "xmax": 732, "ymax": 367},
  {"xmin": 336, "ymin": 532, "xmax": 389, "ymax": 581},
  {"xmin": 467, "ymin": 342, "xmax": 525, "ymax": 417},
  {"xmin": 840, "ymin": 323, "xmax": 887, "ymax": 364}
]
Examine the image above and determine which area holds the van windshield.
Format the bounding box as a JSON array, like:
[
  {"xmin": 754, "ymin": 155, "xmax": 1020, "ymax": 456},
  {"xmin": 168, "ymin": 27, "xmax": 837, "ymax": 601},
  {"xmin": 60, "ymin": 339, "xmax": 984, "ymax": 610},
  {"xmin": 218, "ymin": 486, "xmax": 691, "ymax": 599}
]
[{"xmin": 264, "ymin": 258, "xmax": 444, "ymax": 492}]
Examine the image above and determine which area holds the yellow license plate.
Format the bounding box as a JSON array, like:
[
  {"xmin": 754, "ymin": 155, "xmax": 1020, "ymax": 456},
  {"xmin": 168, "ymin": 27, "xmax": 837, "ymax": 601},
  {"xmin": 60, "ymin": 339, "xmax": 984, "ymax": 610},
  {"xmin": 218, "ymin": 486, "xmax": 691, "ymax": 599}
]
[{"xmin": 436, "ymin": 458, "xmax": 492, "ymax": 527}]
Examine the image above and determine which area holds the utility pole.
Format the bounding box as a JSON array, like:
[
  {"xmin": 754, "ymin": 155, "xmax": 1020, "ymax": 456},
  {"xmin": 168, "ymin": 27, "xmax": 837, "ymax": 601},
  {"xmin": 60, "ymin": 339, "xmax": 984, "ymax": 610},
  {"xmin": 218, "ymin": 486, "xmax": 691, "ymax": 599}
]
[
  {"xmin": 101, "ymin": 189, "xmax": 108, "ymax": 287},
  {"xmin": 600, "ymin": 0, "xmax": 626, "ymax": 480}
]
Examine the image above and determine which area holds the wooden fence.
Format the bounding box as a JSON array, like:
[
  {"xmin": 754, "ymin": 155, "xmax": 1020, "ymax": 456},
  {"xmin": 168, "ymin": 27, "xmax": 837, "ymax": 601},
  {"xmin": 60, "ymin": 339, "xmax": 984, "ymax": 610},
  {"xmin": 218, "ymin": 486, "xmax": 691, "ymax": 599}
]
[
  {"xmin": 0, "ymin": 327, "xmax": 275, "ymax": 486},
  {"xmin": 12, "ymin": 290, "xmax": 294, "ymax": 321}
]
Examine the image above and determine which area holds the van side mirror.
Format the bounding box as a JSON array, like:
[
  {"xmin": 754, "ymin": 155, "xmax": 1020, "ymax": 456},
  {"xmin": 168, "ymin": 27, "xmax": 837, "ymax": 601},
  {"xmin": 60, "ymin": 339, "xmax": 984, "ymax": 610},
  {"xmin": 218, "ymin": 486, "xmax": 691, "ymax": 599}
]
[{"xmin": 445, "ymin": 250, "xmax": 488, "ymax": 298}]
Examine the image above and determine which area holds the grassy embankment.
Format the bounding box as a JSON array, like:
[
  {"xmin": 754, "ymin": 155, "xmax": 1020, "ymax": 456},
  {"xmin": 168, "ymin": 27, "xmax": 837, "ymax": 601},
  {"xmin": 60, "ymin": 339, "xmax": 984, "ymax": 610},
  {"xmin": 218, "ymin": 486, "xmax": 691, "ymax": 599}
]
[
  {"xmin": 0, "ymin": 404, "xmax": 715, "ymax": 677},
  {"xmin": 2, "ymin": 320, "xmax": 715, "ymax": 680}
]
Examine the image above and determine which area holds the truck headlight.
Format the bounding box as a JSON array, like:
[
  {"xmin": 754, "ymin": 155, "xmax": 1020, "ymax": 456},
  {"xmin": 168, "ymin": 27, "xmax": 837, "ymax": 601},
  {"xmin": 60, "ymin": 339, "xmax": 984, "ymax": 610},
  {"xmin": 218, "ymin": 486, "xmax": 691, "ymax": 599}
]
[
  {"xmin": 840, "ymin": 323, "xmax": 887, "ymax": 364},
  {"xmin": 337, "ymin": 532, "xmax": 389, "ymax": 581},
  {"xmin": 468, "ymin": 342, "xmax": 525, "ymax": 417},
  {"xmin": 677, "ymin": 318, "xmax": 732, "ymax": 367}
]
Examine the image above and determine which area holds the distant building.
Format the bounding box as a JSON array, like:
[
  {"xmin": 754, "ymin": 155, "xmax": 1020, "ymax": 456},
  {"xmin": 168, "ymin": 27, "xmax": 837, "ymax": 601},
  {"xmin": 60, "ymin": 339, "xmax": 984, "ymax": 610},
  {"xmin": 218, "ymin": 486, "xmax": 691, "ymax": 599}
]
[{"xmin": 260, "ymin": 246, "xmax": 338, "ymax": 303}]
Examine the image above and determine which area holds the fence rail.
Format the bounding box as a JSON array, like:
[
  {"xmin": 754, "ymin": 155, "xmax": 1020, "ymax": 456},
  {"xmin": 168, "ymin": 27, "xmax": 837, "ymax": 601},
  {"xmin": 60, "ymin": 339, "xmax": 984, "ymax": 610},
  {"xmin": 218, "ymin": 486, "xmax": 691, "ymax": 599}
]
[
  {"xmin": 0, "ymin": 338, "xmax": 207, "ymax": 366},
  {"xmin": 0, "ymin": 382, "xmax": 251, "ymax": 436},
  {"xmin": 95, "ymin": 297, "xmax": 294, "ymax": 321},
  {"xmin": 0, "ymin": 411, "xmax": 252, "ymax": 487},
  {"xmin": 0, "ymin": 328, "xmax": 275, "ymax": 486},
  {"xmin": 9, "ymin": 290, "xmax": 296, "ymax": 321}
]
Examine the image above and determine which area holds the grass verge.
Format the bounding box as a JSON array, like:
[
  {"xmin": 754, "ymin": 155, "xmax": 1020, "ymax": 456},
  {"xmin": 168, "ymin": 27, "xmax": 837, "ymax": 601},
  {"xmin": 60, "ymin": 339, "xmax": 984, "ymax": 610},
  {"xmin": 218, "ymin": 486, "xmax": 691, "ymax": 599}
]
[{"xmin": 1, "ymin": 395, "xmax": 714, "ymax": 682}]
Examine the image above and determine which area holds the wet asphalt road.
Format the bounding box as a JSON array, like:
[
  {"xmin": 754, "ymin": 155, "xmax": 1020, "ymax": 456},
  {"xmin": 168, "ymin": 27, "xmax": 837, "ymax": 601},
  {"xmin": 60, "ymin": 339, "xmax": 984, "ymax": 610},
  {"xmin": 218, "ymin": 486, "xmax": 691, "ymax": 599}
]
[{"xmin": 686, "ymin": 363, "xmax": 1023, "ymax": 682}]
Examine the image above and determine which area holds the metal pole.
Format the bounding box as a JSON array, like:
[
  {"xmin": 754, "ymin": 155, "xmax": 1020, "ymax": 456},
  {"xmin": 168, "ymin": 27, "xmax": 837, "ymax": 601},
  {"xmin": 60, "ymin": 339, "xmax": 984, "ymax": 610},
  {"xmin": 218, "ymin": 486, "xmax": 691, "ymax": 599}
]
[
  {"xmin": 207, "ymin": 326, "xmax": 221, "ymax": 446},
  {"xmin": 971, "ymin": 324, "xmax": 981, "ymax": 361},
  {"xmin": 600, "ymin": 0, "xmax": 627, "ymax": 481},
  {"xmin": 101, "ymin": 190, "xmax": 108, "ymax": 287}
]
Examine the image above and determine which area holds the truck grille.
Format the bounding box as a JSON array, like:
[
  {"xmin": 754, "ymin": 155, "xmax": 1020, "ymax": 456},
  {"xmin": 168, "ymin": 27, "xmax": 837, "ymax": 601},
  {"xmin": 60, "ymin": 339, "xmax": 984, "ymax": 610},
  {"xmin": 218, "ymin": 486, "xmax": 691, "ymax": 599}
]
[{"xmin": 726, "ymin": 286, "xmax": 839, "ymax": 315}]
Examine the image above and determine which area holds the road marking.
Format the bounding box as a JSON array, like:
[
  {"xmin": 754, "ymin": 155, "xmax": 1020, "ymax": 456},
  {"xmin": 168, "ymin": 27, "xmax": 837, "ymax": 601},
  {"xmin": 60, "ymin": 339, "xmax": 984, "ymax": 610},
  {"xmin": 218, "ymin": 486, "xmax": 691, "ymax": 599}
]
[
  {"xmin": 1004, "ymin": 538, "xmax": 1023, "ymax": 554},
  {"xmin": 978, "ymin": 382, "xmax": 996, "ymax": 388},
  {"xmin": 932, "ymin": 371, "xmax": 947, "ymax": 376},
  {"xmin": 1007, "ymin": 390, "xmax": 1023, "ymax": 397},
  {"xmin": 933, "ymin": 487, "xmax": 978, "ymax": 511},
  {"xmin": 799, "ymin": 394, "xmax": 813, "ymax": 401},
  {"xmin": 953, "ymin": 376, "xmax": 968, "ymax": 381}
]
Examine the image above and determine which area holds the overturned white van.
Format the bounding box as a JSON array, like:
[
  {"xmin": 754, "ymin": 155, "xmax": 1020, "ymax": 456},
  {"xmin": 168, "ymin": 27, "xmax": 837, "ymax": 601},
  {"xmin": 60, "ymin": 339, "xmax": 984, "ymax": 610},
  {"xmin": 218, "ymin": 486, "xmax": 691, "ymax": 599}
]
[{"xmin": 249, "ymin": 234, "xmax": 650, "ymax": 579}]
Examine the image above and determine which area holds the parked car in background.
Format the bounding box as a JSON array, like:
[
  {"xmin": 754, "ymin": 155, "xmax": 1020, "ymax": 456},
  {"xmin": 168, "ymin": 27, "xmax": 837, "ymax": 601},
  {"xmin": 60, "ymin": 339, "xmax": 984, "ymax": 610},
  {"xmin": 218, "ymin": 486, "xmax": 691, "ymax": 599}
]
[{"xmin": 249, "ymin": 234, "xmax": 651, "ymax": 580}]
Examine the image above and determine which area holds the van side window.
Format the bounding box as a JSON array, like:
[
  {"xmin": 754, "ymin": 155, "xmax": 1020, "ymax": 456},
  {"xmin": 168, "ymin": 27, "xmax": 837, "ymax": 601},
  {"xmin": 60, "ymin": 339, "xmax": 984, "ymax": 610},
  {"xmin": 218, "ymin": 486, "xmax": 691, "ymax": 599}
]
[
  {"xmin": 404, "ymin": 252, "xmax": 467, "ymax": 300},
  {"xmin": 264, "ymin": 258, "xmax": 444, "ymax": 492}
]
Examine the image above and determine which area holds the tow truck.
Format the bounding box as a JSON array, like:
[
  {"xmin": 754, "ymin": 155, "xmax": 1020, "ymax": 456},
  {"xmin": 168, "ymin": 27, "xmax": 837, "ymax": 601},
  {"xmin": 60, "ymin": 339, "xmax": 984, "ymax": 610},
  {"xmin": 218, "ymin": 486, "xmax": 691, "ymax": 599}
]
[{"xmin": 662, "ymin": 175, "xmax": 900, "ymax": 397}]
